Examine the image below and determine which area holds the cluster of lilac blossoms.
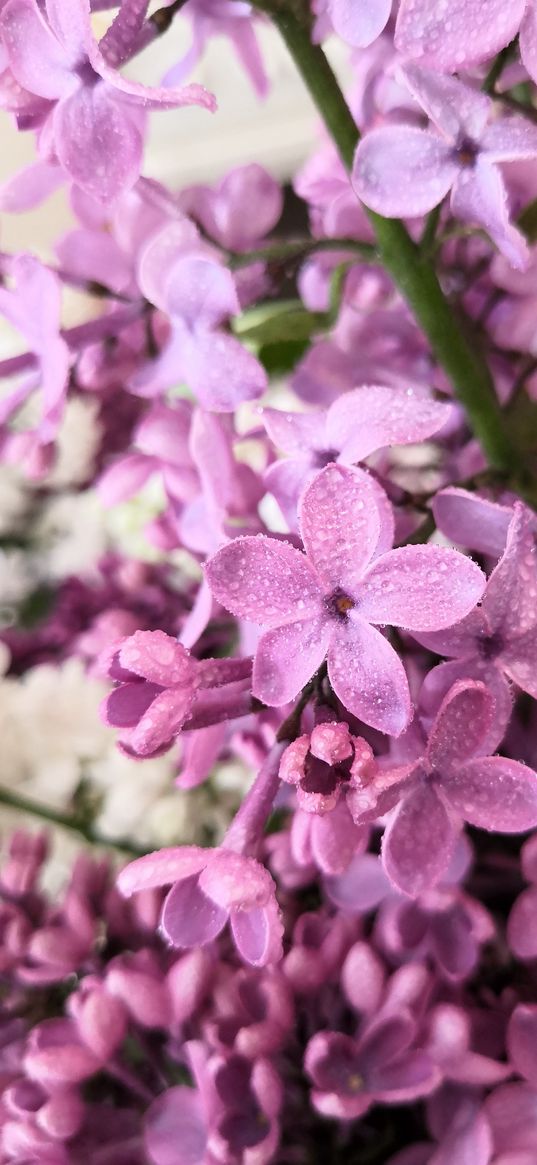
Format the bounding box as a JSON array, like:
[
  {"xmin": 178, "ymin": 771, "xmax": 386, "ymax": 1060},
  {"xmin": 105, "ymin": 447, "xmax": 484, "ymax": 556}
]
[{"xmin": 1, "ymin": 0, "xmax": 537, "ymax": 1161}]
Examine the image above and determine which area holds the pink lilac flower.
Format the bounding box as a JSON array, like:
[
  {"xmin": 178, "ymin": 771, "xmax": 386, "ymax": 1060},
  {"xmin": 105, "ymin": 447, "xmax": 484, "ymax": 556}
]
[
  {"xmin": 0, "ymin": 0, "xmax": 215, "ymax": 202},
  {"xmin": 432, "ymin": 488, "xmax": 516, "ymax": 558},
  {"xmin": 205, "ymin": 967, "xmax": 294, "ymax": 1058},
  {"xmin": 101, "ymin": 629, "xmax": 253, "ymax": 758},
  {"xmin": 161, "ymin": 0, "xmax": 269, "ymax": 98},
  {"xmin": 279, "ymin": 719, "xmax": 378, "ymax": 813},
  {"xmin": 118, "ymin": 845, "xmax": 283, "ymax": 967},
  {"xmin": 183, "ymin": 164, "xmax": 283, "ymax": 252},
  {"xmin": 263, "ymin": 383, "xmax": 452, "ymax": 525},
  {"xmin": 206, "ymin": 463, "xmax": 485, "ymax": 735},
  {"xmin": 290, "ymin": 799, "xmax": 368, "ymax": 875},
  {"xmin": 0, "ymin": 254, "xmax": 70, "ymax": 476},
  {"xmin": 305, "ymin": 1011, "xmax": 437, "ymax": 1119},
  {"xmin": 96, "ymin": 401, "xmax": 198, "ymax": 509},
  {"xmin": 376, "ymin": 885, "xmax": 495, "ymax": 981},
  {"xmin": 353, "ymin": 65, "xmax": 537, "ymax": 268},
  {"xmin": 415, "ymin": 503, "xmax": 537, "ymax": 731},
  {"xmin": 130, "ymin": 221, "xmax": 267, "ymax": 410},
  {"xmin": 361, "ymin": 679, "xmax": 537, "ymax": 896}
]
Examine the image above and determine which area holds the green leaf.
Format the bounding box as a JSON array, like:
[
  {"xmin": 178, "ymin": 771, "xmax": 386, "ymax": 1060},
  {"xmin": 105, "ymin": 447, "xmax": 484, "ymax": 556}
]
[
  {"xmin": 233, "ymin": 300, "xmax": 326, "ymax": 345},
  {"xmin": 258, "ymin": 338, "xmax": 310, "ymax": 374}
]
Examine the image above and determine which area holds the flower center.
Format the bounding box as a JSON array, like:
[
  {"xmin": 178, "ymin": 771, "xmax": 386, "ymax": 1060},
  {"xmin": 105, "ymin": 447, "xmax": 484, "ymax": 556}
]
[
  {"xmin": 476, "ymin": 631, "xmax": 504, "ymax": 660},
  {"xmin": 325, "ymin": 588, "xmax": 356, "ymax": 621},
  {"xmin": 454, "ymin": 136, "xmax": 479, "ymax": 167}
]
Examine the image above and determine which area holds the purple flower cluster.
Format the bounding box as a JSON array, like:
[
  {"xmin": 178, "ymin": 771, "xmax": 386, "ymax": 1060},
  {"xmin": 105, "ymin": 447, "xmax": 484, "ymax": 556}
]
[{"xmin": 1, "ymin": 0, "xmax": 537, "ymax": 1161}]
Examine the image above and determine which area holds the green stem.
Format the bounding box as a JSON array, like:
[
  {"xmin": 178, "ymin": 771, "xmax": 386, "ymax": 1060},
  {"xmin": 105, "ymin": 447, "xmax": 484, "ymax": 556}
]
[
  {"xmin": 264, "ymin": 5, "xmax": 517, "ymax": 477},
  {"xmin": 0, "ymin": 785, "xmax": 146, "ymax": 858},
  {"xmin": 229, "ymin": 236, "xmax": 377, "ymax": 269}
]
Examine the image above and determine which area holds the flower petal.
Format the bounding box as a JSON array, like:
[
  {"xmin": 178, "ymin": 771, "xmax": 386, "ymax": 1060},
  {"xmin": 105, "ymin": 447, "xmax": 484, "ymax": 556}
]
[
  {"xmin": 484, "ymin": 504, "xmax": 537, "ymax": 638},
  {"xmin": 119, "ymin": 631, "xmax": 195, "ymax": 688},
  {"xmin": 426, "ymin": 680, "xmax": 494, "ymax": 773},
  {"xmin": 520, "ymin": 1, "xmax": 537, "ymax": 87},
  {"xmin": 483, "ymin": 117, "xmax": 537, "ymax": 163},
  {"xmin": 102, "ymin": 681, "xmax": 160, "ymax": 728},
  {"xmin": 501, "ymin": 627, "xmax": 537, "ymax": 699},
  {"xmin": 262, "ymin": 407, "xmax": 326, "ymax": 456},
  {"xmin": 382, "ymin": 784, "xmax": 457, "ymax": 896},
  {"xmin": 117, "ymin": 847, "xmax": 208, "ymax": 895},
  {"xmin": 326, "ymin": 384, "xmax": 452, "ymax": 463},
  {"xmin": 400, "ymin": 65, "xmax": 491, "ymax": 140},
  {"xmin": 144, "ymin": 1086, "xmax": 207, "ymax": 1165},
  {"xmin": 395, "ymin": 0, "xmax": 526, "ymax": 72},
  {"xmin": 353, "ymin": 126, "xmax": 456, "ymax": 218},
  {"xmin": 299, "ymin": 464, "xmax": 382, "ymax": 592},
  {"xmin": 329, "ymin": 0, "xmax": 391, "ymax": 46},
  {"xmin": 359, "ymin": 545, "xmax": 485, "ymax": 631},
  {"xmin": 443, "ymin": 756, "xmax": 537, "ymax": 832},
  {"xmin": 54, "ymin": 85, "xmax": 142, "ymax": 202},
  {"xmin": 184, "ymin": 331, "xmax": 267, "ymax": 412},
  {"xmin": 328, "ymin": 618, "xmax": 412, "ymax": 736},
  {"xmin": 206, "ymin": 535, "xmax": 322, "ymax": 628},
  {"xmin": 451, "ymin": 160, "xmax": 529, "ymax": 270},
  {"xmin": 508, "ymin": 887, "xmax": 537, "ymax": 960},
  {"xmin": 508, "ymin": 1006, "xmax": 537, "ymax": 1089},
  {"xmin": 253, "ymin": 616, "xmax": 330, "ymax": 705},
  {"xmin": 1, "ymin": 0, "xmax": 77, "ymax": 98},
  {"xmin": 230, "ymin": 901, "xmax": 283, "ymax": 967},
  {"xmin": 161, "ymin": 876, "xmax": 227, "ymax": 947},
  {"xmin": 131, "ymin": 687, "xmax": 194, "ymax": 756},
  {"xmin": 432, "ymin": 487, "xmax": 512, "ymax": 557}
]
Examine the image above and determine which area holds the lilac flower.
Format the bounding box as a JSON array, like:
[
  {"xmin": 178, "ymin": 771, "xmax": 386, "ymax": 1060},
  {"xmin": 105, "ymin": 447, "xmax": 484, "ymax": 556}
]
[
  {"xmin": 353, "ymin": 66, "xmax": 537, "ymax": 268},
  {"xmin": 305, "ymin": 1012, "xmax": 437, "ymax": 1119},
  {"xmin": 283, "ymin": 911, "xmax": 354, "ymax": 993},
  {"xmin": 290, "ymin": 799, "xmax": 368, "ymax": 875},
  {"xmin": 101, "ymin": 630, "xmax": 201, "ymax": 758},
  {"xmin": 376, "ymin": 885, "xmax": 495, "ymax": 981},
  {"xmin": 416, "ymin": 504, "xmax": 537, "ymax": 734},
  {"xmin": 101, "ymin": 630, "xmax": 253, "ymax": 758},
  {"xmin": 367, "ymin": 679, "xmax": 537, "ymax": 896},
  {"xmin": 96, "ymin": 401, "xmax": 198, "ymax": 509},
  {"xmin": 0, "ymin": 0, "xmax": 215, "ymax": 202},
  {"xmin": 279, "ymin": 720, "xmax": 377, "ymax": 813},
  {"xmin": 118, "ymin": 845, "xmax": 283, "ymax": 967},
  {"xmin": 425, "ymin": 1005, "xmax": 510, "ymax": 1088},
  {"xmin": 183, "ymin": 164, "xmax": 283, "ymax": 252},
  {"xmin": 0, "ymin": 254, "xmax": 70, "ymax": 476},
  {"xmin": 263, "ymin": 384, "xmax": 452, "ymax": 525},
  {"xmin": 161, "ymin": 0, "xmax": 269, "ymax": 98},
  {"xmin": 206, "ymin": 463, "xmax": 485, "ymax": 735},
  {"xmin": 131, "ymin": 222, "xmax": 267, "ymax": 410},
  {"xmin": 205, "ymin": 967, "xmax": 294, "ymax": 1058}
]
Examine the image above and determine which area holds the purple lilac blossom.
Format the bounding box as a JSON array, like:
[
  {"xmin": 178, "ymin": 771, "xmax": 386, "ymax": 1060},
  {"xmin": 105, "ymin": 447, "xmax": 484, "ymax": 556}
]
[{"xmin": 206, "ymin": 463, "xmax": 485, "ymax": 734}]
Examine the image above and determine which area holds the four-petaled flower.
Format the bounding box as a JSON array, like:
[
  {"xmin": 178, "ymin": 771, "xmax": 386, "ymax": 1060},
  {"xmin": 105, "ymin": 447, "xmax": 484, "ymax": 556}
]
[
  {"xmin": 358, "ymin": 679, "xmax": 537, "ymax": 897},
  {"xmin": 118, "ymin": 845, "xmax": 283, "ymax": 967},
  {"xmin": 206, "ymin": 464, "xmax": 485, "ymax": 735},
  {"xmin": 353, "ymin": 65, "xmax": 537, "ymax": 268},
  {"xmin": 0, "ymin": 0, "xmax": 215, "ymax": 202}
]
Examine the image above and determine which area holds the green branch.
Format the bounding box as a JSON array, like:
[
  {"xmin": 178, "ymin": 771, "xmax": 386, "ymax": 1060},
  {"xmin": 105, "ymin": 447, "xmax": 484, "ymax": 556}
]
[
  {"xmin": 259, "ymin": 4, "xmax": 520, "ymax": 481},
  {"xmin": 229, "ymin": 236, "xmax": 377, "ymax": 269},
  {"xmin": 0, "ymin": 785, "xmax": 147, "ymax": 858}
]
